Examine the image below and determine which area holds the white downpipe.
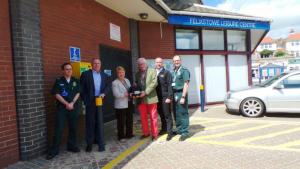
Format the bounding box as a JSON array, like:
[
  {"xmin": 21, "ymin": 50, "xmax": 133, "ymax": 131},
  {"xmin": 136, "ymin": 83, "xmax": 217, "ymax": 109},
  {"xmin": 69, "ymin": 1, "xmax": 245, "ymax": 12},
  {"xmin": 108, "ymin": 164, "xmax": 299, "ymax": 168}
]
[{"xmin": 155, "ymin": 0, "xmax": 271, "ymax": 22}]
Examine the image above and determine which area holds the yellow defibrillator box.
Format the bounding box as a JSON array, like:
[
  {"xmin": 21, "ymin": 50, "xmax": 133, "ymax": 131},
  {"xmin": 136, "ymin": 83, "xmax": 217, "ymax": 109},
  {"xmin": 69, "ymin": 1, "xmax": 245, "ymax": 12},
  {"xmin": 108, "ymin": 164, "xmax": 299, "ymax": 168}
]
[{"xmin": 71, "ymin": 62, "xmax": 92, "ymax": 78}]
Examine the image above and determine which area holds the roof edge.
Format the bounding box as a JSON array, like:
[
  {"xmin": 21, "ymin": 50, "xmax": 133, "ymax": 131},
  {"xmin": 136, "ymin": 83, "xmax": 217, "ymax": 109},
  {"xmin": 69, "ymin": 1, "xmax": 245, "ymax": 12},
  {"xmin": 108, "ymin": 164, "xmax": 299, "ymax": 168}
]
[
  {"xmin": 155, "ymin": 0, "xmax": 272, "ymax": 22},
  {"xmin": 143, "ymin": 0, "xmax": 168, "ymax": 19}
]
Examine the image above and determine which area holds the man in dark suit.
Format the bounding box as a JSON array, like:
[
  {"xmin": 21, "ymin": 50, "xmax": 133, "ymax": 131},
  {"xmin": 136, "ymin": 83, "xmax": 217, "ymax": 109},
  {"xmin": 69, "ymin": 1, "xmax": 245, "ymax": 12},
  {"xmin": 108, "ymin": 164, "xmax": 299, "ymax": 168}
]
[
  {"xmin": 155, "ymin": 57, "xmax": 174, "ymax": 141},
  {"xmin": 80, "ymin": 58, "xmax": 109, "ymax": 152}
]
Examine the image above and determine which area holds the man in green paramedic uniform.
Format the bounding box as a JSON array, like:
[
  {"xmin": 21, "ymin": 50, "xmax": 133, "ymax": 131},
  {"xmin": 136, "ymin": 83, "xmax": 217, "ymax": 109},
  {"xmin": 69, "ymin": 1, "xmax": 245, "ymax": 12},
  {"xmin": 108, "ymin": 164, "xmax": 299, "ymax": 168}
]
[
  {"xmin": 172, "ymin": 55, "xmax": 190, "ymax": 141},
  {"xmin": 47, "ymin": 63, "xmax": 81, "ymax": 160}
]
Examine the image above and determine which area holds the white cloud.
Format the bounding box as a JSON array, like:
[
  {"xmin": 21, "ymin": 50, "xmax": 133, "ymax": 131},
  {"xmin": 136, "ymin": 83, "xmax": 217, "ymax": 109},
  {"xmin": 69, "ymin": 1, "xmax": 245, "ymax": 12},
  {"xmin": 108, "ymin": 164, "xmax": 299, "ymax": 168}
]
[{"xmin": 216, "ymin": 0, "xmax": 300, "ymax": 38}]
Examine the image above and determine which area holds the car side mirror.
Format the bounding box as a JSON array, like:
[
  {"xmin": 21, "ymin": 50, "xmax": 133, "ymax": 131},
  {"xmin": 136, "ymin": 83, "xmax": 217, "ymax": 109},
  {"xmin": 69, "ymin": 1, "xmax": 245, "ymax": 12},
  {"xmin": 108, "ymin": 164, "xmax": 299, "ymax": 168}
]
[{"xmin": 274, "ymin": 84, "xmax": 284, "ymax": 90}]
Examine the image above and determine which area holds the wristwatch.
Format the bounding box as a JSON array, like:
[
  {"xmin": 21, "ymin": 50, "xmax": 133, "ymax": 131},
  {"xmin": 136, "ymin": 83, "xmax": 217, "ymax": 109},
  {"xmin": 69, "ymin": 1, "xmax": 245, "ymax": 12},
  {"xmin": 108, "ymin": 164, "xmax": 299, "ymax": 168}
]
[{"xmin": 181, "ymin": 96, "xmax": 185, "ymax": 99}]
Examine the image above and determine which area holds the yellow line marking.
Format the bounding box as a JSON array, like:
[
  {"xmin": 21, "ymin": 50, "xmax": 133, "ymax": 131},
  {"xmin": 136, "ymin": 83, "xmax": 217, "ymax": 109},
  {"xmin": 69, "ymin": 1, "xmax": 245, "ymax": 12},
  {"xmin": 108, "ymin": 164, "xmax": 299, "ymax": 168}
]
[
  {"xmin": 233, "ymin": 127, "xmax": 300, "ymax": 144},
  {"xmin": 157, "ymin": 134, "xmax": 167, "ymax": 141},
  {"xmin": 157, "ymin": 121, "xmax": 243, "ymax": 141},
  {"xmin": 190, "ymin": 119, "xmax": 218, "ymax": 125},
  {"xmin": 189, "ymin": 139, "xmax": 300, "ymax": 153},
  {"xmin": 102, "ymin": 139, "xmax": 149, "ymax": 169},
  {"xmin": 191, "ymin": 117, "xmax": 300, "ymax": 125},
  {"xmin": 189, "ymin": 123, "xmax": 275, "ymax": 141},
  {"xmin": 204, "ymin": 121, "xmax": 244, "ymax": 131},
  {"xmin": 275, "ymin": 139, "xmax": 300, "ymax": 148}
]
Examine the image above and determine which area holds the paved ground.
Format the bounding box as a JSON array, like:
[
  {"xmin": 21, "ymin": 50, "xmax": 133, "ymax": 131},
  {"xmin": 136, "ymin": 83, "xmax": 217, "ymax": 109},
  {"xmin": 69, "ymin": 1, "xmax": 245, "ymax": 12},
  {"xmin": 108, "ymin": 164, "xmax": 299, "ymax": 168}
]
[{"xmin": 6, "ymin": 105, "xmax": 300, "ymax": 169}]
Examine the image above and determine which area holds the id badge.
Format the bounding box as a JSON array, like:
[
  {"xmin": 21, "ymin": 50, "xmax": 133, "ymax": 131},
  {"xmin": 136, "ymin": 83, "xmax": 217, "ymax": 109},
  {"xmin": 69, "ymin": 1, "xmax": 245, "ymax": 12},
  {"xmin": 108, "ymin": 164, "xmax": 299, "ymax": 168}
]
[
  {"xmin": 172, "ymin": 83, "xmax": 175, "ymax": 87},
  {"xmin": 61, "ymin": 89, "xmax": 68, "ymax": 97}
]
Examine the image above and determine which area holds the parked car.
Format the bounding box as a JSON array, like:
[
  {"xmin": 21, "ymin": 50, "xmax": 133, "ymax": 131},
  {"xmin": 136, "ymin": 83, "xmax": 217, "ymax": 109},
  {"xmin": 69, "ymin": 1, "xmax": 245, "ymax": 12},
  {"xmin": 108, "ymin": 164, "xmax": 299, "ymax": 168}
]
[{"xmin": 225, "ymin": 71, "xmax": 300, "ymax": 117}]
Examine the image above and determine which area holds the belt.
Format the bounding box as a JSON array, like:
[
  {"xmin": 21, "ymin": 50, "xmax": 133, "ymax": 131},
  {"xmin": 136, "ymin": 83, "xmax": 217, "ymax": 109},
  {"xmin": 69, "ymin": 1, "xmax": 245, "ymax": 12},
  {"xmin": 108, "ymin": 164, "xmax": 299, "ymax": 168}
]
[{"xmin": 173, "ymin": 89, "xmax": 183, "ymax": 93}]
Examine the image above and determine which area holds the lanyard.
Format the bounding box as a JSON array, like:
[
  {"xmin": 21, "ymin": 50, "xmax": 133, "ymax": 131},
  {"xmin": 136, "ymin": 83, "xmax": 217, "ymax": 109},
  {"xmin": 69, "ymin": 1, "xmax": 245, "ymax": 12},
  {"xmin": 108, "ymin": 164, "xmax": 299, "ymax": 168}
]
[
  {"xmin": 173, "ymin": 66, "xmax": 182, "ymax": 82},
  {"xmin": 119, "ymin": 79, "xmax": 129, "ymax": 91}
]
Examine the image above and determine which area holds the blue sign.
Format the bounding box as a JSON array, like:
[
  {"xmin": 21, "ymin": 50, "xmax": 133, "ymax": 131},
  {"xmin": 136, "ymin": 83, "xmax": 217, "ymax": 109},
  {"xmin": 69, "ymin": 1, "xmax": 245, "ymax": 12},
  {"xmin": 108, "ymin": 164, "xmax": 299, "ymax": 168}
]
[
  {"xmin": 168, "ymin": 15, "xmax": 270, "ymax": 30},
  {"xmin": 69, "ymin": 47, "xmax": 81, "ymax": 62},
  {"xmin": 104, "ymin": 69, "xmax": 112, "ymax": 77}
]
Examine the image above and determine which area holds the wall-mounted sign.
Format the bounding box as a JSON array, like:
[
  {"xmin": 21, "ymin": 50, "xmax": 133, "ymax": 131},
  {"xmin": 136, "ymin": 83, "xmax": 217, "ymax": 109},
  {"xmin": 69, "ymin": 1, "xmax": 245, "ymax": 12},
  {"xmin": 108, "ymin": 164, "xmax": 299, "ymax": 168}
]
[
  {"xmin": 168, "ymin": 15, "xmax": 270, "ymax": 30},
  {"xmin": 104, "ymin": 69, "xmax": 112, "ymax": 77},
  {"xmin": 69, "ymin": 46, "xmax": 81, "ymax": 62},
  {"xmin": 110, "ymin": 23, "xmax": 121, "ymax": 42}
]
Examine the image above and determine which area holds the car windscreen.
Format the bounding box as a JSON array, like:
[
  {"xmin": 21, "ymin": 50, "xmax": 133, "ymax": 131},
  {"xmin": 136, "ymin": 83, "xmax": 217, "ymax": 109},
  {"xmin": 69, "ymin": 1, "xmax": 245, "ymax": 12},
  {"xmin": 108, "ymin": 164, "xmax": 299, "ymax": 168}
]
[{"xmin": 256, "ymin": 73, "xmax": 288, "ymax": 87}]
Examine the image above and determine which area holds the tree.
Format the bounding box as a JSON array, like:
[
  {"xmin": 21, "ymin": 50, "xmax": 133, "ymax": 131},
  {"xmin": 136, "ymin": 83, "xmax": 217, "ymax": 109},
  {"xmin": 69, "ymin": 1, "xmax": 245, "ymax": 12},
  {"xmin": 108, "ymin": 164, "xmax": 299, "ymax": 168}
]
[
  {"xmin": 260, "ymin": 49, "xmax": 273, "ymax": 58},
  {"xmin": 274, "ymin": 51, "xmax": 286, "ymax": 57}
]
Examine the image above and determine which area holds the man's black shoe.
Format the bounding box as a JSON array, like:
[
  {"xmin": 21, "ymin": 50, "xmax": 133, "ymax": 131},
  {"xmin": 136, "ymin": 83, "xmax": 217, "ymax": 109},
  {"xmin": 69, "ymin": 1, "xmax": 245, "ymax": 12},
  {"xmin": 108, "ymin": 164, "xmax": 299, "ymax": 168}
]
[
  {"xmin": 46, "ymin": 153, "xmax": 56, "ymax": 160},
  {"xmin": 86, "ymin": 145, "xmax": 92, "ymax": 152},
  {"xmin": 118, "ymin": 136, "xmax": 124, "ymax": 141},
  {"xmin": 67, "ymin": 147, "xmax": 80, "ymax": 153},
  {"xmin": 140, "ymin": 135, "xmax": 149, "ymax": 140},
  {"xmin": 158, "ymin": 130, "xmax": 167, "ymax": 136},
  {"xmin": 166, "ymin": 134, "xmax": 173, "ymax": 141},
  {"xmin": 98, "ymin": 146, "xmax": 105, "ymax": 152},
  {"xmin": 152, "ymin": 136, "xmax": 157, "ymax": 141},
  {"xmin": 125, "ymin": 134, "xmax": 135, "ymax": 139},
  {"xmin": 179, "ymin": 135, "xmax": 189, "ymax": 141}
]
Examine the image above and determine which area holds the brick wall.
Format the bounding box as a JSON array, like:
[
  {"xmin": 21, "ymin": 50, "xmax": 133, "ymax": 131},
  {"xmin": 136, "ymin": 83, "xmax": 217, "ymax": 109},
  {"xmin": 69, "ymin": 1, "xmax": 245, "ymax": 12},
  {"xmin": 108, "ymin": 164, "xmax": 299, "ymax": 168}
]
[
  {"xmin": 0, "ymin": 0, "xmax": 20, "ymax": 167},
  {"xmin": 10, "ymin": 0, "xmax": 47, "ymax": 160},
  {"xmin": 139, "ymin": 21, "xmax": 175, "ymax": 59},
  {"xmin": 40, "ymin": 0, "xmax": 130, "ymax": 142}
]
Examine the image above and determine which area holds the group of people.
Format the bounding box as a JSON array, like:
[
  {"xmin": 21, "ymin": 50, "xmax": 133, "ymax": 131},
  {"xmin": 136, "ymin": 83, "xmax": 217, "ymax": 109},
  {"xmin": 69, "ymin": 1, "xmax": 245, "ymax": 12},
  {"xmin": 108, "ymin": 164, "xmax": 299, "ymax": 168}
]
[{"xmin": 46, "ymin": 55, "xmax": 190, "ymax": 160}]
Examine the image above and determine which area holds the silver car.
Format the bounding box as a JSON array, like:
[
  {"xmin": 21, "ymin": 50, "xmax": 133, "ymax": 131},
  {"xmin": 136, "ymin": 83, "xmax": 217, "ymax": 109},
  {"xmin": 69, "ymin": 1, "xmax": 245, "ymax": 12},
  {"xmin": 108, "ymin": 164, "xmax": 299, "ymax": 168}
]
[{"xmin": 225, "ymin": 71, "xmax": 300, "ymax": 117}]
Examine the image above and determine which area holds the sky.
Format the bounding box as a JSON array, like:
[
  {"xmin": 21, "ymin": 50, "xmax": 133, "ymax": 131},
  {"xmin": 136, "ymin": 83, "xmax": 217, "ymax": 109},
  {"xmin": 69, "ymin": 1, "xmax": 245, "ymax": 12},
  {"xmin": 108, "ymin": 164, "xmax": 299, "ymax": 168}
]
[{"xmin": 202, "ymin": 0, "xmax": 300, "ymax": 39}]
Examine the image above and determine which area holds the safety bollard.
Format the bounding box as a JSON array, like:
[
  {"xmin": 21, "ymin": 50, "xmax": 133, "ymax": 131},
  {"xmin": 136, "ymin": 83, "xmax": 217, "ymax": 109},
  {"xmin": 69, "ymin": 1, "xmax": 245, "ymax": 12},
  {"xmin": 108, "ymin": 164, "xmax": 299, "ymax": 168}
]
[{"xmin": 200, "ymin": 85, "xmax": 205, "ymax": 112}]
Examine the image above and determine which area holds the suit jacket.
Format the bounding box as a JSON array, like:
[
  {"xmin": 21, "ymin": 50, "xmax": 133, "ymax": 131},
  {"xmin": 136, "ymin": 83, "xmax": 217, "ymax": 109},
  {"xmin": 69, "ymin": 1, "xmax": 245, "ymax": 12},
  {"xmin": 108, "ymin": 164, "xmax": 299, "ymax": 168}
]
[
  {"xmin": 135, "ymin": 68, "xmax": 158, "ymax": 104},
  {"xmin": 80, "ymin": 69, "xmax": 109, "ymax": 106},
  {"xmin": 112, "ymin": 78, "xmax": 131, "ymax": 109},
  {"xmin": 156, "ymin": 68, "xmax": 173, "ymax": 100}
]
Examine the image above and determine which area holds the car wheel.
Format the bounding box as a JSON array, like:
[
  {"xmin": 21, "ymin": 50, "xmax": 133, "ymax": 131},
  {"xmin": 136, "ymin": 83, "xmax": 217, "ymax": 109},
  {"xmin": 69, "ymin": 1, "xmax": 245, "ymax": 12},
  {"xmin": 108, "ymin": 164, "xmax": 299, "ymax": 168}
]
[{"xmin": 240, "ymin": 97, "xmax": 265, "ymax": 117}]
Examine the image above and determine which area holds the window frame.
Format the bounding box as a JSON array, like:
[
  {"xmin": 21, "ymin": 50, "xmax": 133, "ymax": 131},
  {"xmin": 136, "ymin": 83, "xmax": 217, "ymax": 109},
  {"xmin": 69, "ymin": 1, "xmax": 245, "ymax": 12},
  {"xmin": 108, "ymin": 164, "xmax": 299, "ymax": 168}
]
[
  {"xmin": 280, "ymin": 73, "xmax": 300, "ymax": 89},
  {"xmin": 174, "ymin": 27, "xmax": 249, "ymax": 53},
  {"xmin": 175, "ymin": 28, "xmax": 201, "ymax": 50},
  {"xmin": 226, "ymin": 30, "xmax": 247, "ymax": 52}
]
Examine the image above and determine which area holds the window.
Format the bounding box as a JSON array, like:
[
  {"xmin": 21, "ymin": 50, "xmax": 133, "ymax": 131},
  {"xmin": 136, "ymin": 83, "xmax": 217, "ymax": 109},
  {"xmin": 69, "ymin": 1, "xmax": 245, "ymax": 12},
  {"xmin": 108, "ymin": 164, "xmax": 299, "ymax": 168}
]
[
  {"xmin": 202, "ymin": 29, "xmax": 224, "ymax": 50},
  {"xmin": 282, "ymin": 74, "xmax": 300, "ymax": 88},
  {"xmin": 296, "ymin": 42, "xmax": 299, "ymax": 45},
  {"xmin": 227, "ymin": 30, "xmax": 246, "ymax": 51},
  {"xmin": 175, "ymin": 29, "xmax": 199, "ymax": 49},
  {"xmin": 291, "ymin": 42, "xmax": 294, "ymax": 46}
]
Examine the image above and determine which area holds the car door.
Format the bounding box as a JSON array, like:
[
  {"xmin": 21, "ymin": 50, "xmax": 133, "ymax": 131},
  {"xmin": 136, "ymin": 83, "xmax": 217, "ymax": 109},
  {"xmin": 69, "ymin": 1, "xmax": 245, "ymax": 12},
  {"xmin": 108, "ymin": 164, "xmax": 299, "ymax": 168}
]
[{"xmin": 267, "ymin": 73, "xmax": 300, "ymax": 112}]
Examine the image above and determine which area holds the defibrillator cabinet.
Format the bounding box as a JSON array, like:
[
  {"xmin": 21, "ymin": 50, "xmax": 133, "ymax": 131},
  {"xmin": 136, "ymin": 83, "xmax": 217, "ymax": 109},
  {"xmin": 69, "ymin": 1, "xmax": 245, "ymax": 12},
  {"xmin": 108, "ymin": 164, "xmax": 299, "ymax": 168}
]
[{"xmin": 71, "ymin": 62, "xmax": 92, "ymax": 78}]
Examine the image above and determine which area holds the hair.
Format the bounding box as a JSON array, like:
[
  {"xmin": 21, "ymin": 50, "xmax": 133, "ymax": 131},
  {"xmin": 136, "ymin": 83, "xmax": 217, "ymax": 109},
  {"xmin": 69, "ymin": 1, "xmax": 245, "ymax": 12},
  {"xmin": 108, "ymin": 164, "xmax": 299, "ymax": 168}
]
[
  {"xmin": 61, "ymin": 62, "xmax": 72, "ymax": 70},
  {"xmin": 92, "ymin": 58, "xmax": 101, "ymax": 63},
  {"xmin": 137, "ymin": 57, "xmax": 147, "ymax": 64},
  {"xmin": 116, "ymin": 66, "xmax": 126, "ymax": 72},
  {"xmin": 155, "ymin": 57, "xmax": 163, "ymax": 61},
  {"xmin": 173, "ymin": 55, "xmax": 181, "ymax": 60}
]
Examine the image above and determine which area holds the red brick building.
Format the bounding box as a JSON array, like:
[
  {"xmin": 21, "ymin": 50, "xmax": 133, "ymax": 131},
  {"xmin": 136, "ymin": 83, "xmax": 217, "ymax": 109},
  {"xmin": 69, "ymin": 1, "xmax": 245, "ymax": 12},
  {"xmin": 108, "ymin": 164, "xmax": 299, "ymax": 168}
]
[{"xmin": 0, "ymin": 0, "xmax": 270, "ymax": 167}]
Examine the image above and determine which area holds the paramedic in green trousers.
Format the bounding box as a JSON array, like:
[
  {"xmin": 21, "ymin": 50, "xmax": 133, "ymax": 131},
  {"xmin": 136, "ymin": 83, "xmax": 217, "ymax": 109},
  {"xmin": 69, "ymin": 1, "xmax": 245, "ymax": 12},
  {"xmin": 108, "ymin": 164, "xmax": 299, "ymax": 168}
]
[
  {"xmin": 46, "ymin": 62, "xmax": 81, "ymax": 160},
  {"xmin": 172, "ymin": 55, "xmax": 191, "ymax": 141}
]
